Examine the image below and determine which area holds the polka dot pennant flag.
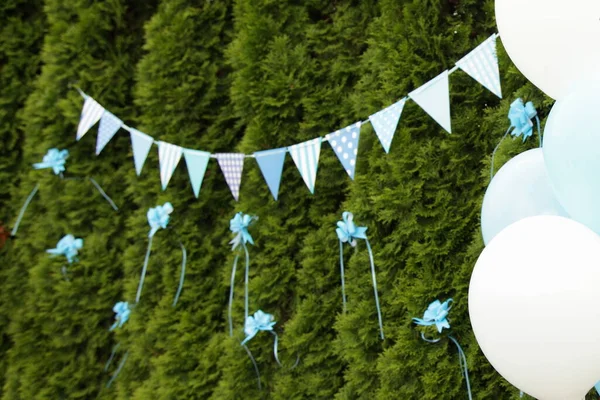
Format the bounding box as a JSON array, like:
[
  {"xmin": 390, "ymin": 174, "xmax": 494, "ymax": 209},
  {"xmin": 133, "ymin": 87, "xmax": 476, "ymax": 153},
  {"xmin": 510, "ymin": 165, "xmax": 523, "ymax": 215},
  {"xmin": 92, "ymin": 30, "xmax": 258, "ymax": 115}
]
[
  {"xmin": 369, "ymin": 98, "xmax": 406, "ymax": 154},
  {"xmin": 325, "ymin": 122, "xmax": 362, "ymax": 180},
  {"xmin": 455, "ymin": 34, "xmax": 502, "ymax": 99},
  {"xmin": 96, "ymin": 111, "xmax": 123, "ymax": 155}
]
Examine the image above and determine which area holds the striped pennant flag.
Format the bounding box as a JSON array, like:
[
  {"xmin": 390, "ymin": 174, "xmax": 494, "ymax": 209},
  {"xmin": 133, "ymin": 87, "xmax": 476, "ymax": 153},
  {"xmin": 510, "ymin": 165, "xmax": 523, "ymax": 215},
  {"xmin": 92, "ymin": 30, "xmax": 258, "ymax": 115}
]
[
  {"xmin": 288, "ymin": 137, "xmax": 322, "ymax": 194},
  {"xmin": 409, "ymin": 70, "xmax": 452, "ymax": 134},
  {"xmin": 96, "ymin": 111, "xmax": 123, "ymax": 155},
  {"xmin": 77, "ymin": 97, "xmax": 104, "ymax": 140},
  {"xmin": 326, "ymin": 122, "xmax": 362, "ymax": 180},
  {"xmin": 130, "ymin": 129, "xmax": 154, "ymax": 176},
  {"xmin": 369, "ymin": 98, "xmax": 406, "ymax": 153},
  {"xmin": 215, "ymin": 153, "xmax": 245, "ymax": 201},
  {"xmin": 158, "ymin": 141, "xmax": 183, "ymax": 190},
  {"xmin": 183, "ymin": 149, "xmax": 211, "ymax": 198},
  {"xmin": 456, "ymin": 34, "xmax": 502, "ymax": 98}
]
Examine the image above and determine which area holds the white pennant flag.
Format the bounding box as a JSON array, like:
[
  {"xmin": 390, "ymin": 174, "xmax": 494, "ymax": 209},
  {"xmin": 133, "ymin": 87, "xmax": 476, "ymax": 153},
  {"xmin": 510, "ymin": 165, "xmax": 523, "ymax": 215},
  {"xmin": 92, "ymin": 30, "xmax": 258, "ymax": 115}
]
[
  {"xmin": 288, "ymin": 137, "xmax": 322, "ymax": 194},
  {"xmin": 409, "ymin": 70, "xmax": 452, "ymax": 133},
  {"xmin": 369, "ymin": 98, "xmax": 406, "ymax": 153},
  {"xmin": 130, "ymin": 129, "xmax": 154, "ymax": 176},
  {"xmin": 215, "ymin": 153, "xmax": 245, "ymax": 201},
  {"xmin": 158, "ymin": 141, "xmax": 183, "ymax": 190},
  {"xmin": 456, "ymin": 34, "xmax": 502, "ymax": 98},
  {"xmin": 77, "ymin": 97, "xmax": 104, "ymax": 140},
  {"xmin": 96, "ymin": 111, "xmax": 123, "ymax": 155}
]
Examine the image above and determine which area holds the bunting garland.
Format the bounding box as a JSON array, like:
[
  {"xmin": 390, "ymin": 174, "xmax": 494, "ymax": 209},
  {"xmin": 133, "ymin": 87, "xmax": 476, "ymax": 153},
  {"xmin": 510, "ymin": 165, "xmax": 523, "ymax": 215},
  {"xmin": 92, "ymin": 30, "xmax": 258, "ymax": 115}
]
[{"xmin": 67, "ymin": 33, "xmax": 503, "ymax": 202}]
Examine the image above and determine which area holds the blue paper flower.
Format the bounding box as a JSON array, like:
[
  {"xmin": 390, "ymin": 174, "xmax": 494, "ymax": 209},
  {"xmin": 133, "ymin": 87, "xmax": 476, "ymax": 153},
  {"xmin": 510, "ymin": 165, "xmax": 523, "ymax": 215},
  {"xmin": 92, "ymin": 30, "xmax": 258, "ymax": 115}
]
[
  {"xmin": 229, "ymin": 212, "xmax": 255, "ymax": 250},
  {"xmin": 508, "ymin": 98, "xmax": 537, "ymax": 142},
  {"xmin": 336, "ymin": 211, "xmax": 367, "ymax": 247},
  {"xmin": 110, "ymin": 301, "xmax": 130, "ymax": 331},
  {"xmin": 46, "ymin": 234, "xmax": 83, "ymax": 264},
  {"xmin": 147, "ymin": 202, "xmax": 173, "ymax": 237},
  {"xmin": 33, "ymin": 148, "xmax": 69, "ymax": 175},
  {"xmin": 413, "ymin": 299, "xmax": 453, "ymax": 333},
  {"xmin": 241, "ymin": 310, "xmax": 276, "ymax": 346}
]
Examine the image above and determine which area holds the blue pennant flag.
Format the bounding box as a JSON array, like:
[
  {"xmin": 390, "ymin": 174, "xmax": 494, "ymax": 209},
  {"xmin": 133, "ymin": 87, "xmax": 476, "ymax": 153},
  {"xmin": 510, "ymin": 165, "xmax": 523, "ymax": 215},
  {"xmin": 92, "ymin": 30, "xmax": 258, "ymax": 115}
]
[
  {"xmin": 288, "ymin": 138, "xmax": 321, "ymax": 194},
  {"xmin": 129, "ymin": 128, "xmax": 154, "ymax": 176},
  {"xmin": 183, "ymin": 149, "xmax": 211, "ymax": 198},
  {"xmin": 254, "ymin": 148, "xmax": 287, "ymax": 200},
  {"xmin": 369, "ymin": 98, "xmax": 406, "ymax": 153},
  {"xmin": 456, "ymin": 34, "xmax": 502, "ymax": 98},
  {"xmin": 326, "ymin": 122, "xmax": 362, "ymax": 179},
  {"xmin": 409, "ymin": 70, "xmax": 452, "ymax": 133},
  {"xmin": 96, "ymin": 111, "xmax": 123, "ymax": 155}
]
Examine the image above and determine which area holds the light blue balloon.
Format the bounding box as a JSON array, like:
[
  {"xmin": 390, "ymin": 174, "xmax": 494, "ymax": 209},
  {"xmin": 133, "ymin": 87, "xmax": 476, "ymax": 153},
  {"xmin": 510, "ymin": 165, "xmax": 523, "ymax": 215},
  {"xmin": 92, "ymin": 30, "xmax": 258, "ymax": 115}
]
[
  {"xmin": 481, "ymin": 149, "xmax": 568, "ymax": 245},
  {"xmin": 543, "ymin": 84, "xmax": 600, "ymax": 235}
]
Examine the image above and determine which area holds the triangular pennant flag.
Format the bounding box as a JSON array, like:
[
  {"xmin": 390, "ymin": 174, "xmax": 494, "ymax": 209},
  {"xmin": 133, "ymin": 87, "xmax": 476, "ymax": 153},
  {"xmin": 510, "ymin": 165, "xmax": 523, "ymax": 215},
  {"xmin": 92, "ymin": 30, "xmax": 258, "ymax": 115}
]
[
  {"xmin": 77, "ymin": 97, "xmax": 104, "ymax": 140},
  {"xmin": 288, "ymin": 137, "xmax": 322, "ymax": 194},
  {"xmin": 183, "ymin": 149, "xmax": 211, "ymax": 198},
  {"xmin": 326, "ymin": 122, "xmax": 362, "ymax": 179},
  {"xmin": 369, "ymin": 98, "xmax": 406, "ymax": 153},
  {"xmin": 158, "ymin": 141, "xmax": 183, "ymax": 190},
  {"xmin": 215, "ymin": 153, "xmax": 245, "ymax": 201},
  {"xmin": 130, "ymin": 129, "xmax": 154, "ymax": 176},
  {"xmin": 254, "ymin": 148, "xmax": 287, "ymax": 200},
  {"xmin": 409, "ymin": 70, "xmax": 452, "ymax": 133},
  {"xmin": 456, "ymin": 34, "xmax": 502, "ymax": 98},
  {"xmin": 96, "ymin": 111, "xmax": 123, "ymax": 155}
]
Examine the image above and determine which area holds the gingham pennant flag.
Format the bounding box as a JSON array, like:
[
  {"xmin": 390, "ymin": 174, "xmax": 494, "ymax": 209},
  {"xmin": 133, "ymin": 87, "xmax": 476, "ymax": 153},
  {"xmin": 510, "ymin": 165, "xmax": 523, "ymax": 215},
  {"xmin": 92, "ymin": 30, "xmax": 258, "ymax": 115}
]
[
  {"xmin": 456, "ymin": 34, "xmax": 502, "ymax": 98},
  {"xmin": 77, "ymin": 96, "xmax": 104, "ymax": 140},
  {"xmin": 409, "ymin": 70, "xmax": 452, "ymax": 134},
  {"xmin": 288, "ymin": 137, "xmax": 322, "ymax": 194},
  {"xmin": 215, "ymin": 153, "xmax": 245, "ymax": 201},
  {"xmin": 326, "ymin": 122, "xmax": 362, "ymax": 180},
  {"xmin": 96, "ymin": 111, "xmax": 123, "ymax": 155},
  {"xmin": 158, "ymin": 141, "xmax": 183, "ymax": 190},
  {"xmin": 369, "ymin": 98, "xmax": 406, "ymax": 153}
]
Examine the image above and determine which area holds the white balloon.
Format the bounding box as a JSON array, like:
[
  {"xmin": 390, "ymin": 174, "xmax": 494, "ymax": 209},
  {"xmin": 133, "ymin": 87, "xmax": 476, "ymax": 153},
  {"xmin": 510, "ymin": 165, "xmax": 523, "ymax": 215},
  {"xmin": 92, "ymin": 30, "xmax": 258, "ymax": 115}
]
[
  {"xmin": 481, "ymin": 148, "xmax": 568, "ymax": 245},
  {"xmin": 469, "ymin": 216, "xmax": 600, "ymax": 400},
  {"xmin": 495, "ymin": 0, "xmax": 600, "ymax": 99}
]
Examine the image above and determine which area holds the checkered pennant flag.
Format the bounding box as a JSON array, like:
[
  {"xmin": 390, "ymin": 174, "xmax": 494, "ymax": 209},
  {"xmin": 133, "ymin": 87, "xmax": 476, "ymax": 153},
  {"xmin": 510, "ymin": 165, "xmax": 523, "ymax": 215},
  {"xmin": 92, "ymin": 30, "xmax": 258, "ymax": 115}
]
[
  {"xmin": 456, "ymin": 34, "xmax": 502, "ymax": 98},
  {"xmin": 216, "ymin": 153, "xmax": 245, "ymax": 201},
  {"xmin": 96, "ymin": 111, "xmax": 123, "ymax": 155},
  {"xmin": 369, "ymin": 98, "xmax": 406, "ymax": 154},
  {"xmin": 77, "ymin": 96, "xmax": 105, "ymax": 140}
]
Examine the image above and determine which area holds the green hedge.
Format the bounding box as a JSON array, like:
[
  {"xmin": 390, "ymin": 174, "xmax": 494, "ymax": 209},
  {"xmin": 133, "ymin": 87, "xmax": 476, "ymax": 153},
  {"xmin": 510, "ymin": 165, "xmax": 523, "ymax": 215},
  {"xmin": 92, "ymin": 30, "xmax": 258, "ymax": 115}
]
[{"xmin": 1, "ymin": 0, "xmax": 565, "ymax": 398}]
